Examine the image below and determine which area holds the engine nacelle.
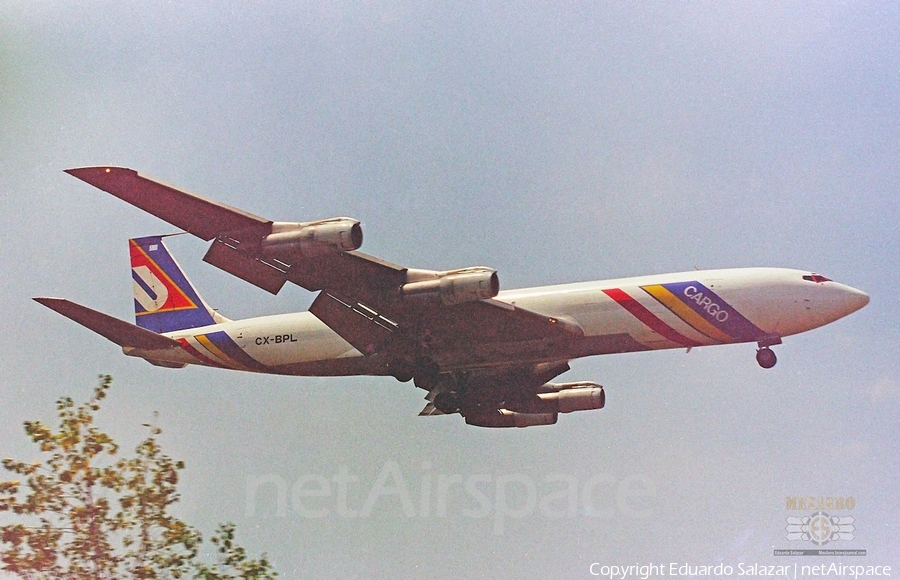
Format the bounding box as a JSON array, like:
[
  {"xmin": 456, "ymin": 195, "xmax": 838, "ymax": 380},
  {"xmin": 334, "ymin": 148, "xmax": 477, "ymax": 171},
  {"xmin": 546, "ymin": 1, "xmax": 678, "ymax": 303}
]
[
  {"xmin": 260, "ymin": 218, "xmax": 362, "ymax": 257},
  {"xmin": 401, "ymin": 267, "xmax": 499, "ymax": 306},
  {"xmin": 465, "ymin": 410, "xmax": 558, "ymax": 428},
  {"xmin": 537, "ymin": 385, "xmax": 605, "ymax": 413}
]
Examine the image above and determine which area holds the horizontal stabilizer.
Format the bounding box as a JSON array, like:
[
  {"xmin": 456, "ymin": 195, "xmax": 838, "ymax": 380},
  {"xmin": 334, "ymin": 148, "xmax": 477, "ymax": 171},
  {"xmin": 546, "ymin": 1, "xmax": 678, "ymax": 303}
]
[{"xmin": 34, "ymin": 297, "xmax": 180, "ymax": 350}]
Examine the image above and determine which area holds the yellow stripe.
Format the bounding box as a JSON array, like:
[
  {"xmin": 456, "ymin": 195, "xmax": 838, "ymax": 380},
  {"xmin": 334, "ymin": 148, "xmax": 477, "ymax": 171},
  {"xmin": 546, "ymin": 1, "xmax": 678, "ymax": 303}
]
[
  {"xmin": 195, "ymin": 335, "xmax": 252, "ymax": 371},
  {"xmin": 642, "ymin": 285, "xmax": 734, "ymax": 343}
]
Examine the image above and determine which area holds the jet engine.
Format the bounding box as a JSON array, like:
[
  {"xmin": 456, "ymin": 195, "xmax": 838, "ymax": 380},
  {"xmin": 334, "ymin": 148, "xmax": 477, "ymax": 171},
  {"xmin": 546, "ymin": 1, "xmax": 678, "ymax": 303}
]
[
  {"xmin": 463, "ymin": 382, "xmax": 605, "ymax": 428},
  {"xmin": 401, "ymin": 267, "xmax": 499, "ymax": 306},
  {"xmin": 465, "ymin": 410, "xmax": 558, "ymax": 428},
  {"xmin": 260, "ymin": 218, "xmax": 363, "ymax": 256},
  {"xmin": 535, "ymin": 382, "xmax": 605, "ymax": 413}
]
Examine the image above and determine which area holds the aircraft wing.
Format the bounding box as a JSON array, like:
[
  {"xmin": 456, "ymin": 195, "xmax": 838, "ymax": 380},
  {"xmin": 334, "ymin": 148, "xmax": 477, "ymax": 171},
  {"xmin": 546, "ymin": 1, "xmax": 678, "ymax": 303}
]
[
  {"xmin": 65, "ymin": 167, "xmax": 580, "ymax": 366},
  {"xmin": 310, "ymin": 291, "xmax": 583, "ymax": 363},
  {"xmin": 64, "ymin": 167, "xmax": 271, "ymax": 241},
  {"xmin": 65, "ymin": 167, "xmax": 407, "ymax": 299}
]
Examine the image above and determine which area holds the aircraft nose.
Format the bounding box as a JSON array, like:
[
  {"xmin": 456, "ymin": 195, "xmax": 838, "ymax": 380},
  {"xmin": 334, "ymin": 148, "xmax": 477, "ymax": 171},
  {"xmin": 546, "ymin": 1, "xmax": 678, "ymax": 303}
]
[{"xmin": 839, "ymin": 285, "xmax": 869, "ymax": 314}]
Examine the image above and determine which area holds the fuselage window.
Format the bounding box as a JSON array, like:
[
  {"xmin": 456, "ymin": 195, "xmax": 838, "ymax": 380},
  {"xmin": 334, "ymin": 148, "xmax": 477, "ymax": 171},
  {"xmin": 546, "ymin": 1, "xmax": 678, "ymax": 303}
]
[{"xmin": 802, "ymin": 274, "xmax": 831, "ymax": 283}]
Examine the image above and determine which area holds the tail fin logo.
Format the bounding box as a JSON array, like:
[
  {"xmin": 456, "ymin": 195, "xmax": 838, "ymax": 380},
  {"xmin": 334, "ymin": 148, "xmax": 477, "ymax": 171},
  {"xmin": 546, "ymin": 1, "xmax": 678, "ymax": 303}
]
[
  {"xmin": 129, "ymin": 239, "xmax": 198, "ymax": 316},
  {"xmin": 132, "ymin": 265, "xmax": 170, "ymax": 312},
  {"xmin": 129, "ymin": 237, "xmax": 218, "ymax": 333}
]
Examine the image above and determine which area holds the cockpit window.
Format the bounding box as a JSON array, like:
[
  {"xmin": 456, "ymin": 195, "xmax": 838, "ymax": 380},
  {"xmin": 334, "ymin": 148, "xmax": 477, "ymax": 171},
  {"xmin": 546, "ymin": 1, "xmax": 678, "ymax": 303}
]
[{"xmin": 803, "ymin": 274, "xmax": 831, "ymax": 283}]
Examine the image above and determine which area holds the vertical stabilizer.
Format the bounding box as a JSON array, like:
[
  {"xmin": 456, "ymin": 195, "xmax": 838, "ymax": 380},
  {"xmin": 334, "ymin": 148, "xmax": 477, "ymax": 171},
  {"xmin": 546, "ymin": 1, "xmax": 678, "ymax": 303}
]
[{"xmin": 130, "ymin": 236, "xmax": 221, "ymax": 332}]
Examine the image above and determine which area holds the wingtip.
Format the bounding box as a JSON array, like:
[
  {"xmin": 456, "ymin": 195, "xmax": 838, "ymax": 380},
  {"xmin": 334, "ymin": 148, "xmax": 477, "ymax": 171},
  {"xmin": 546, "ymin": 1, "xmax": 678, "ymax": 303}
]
[
  {"xmin": 33, "ymin": 296, "xmax": 62, "ymax": 304},
  {"xmin": 64, "ymin": 166, "xmax": 137, "ymax": 183},
  {"xmin": 33, "ymin": 297, "xmax": 69, "ymax": 311},
  {"xmin": 33, "ymin": 297, "xmax": 77, "ymax": 319}
]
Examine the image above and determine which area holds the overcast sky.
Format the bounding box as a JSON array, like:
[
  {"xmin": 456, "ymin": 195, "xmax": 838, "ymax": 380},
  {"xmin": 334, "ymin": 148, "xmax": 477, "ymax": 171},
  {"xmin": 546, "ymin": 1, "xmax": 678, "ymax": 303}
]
[{"xmin": 1, "ymin": 2, "xmax": 897, "ymax": 578}]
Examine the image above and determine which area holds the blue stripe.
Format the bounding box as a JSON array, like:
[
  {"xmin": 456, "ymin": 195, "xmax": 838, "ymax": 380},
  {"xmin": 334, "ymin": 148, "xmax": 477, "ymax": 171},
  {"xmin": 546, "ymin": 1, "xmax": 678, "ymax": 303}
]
[
  {"xmin": 205, "ymin": 331, "xmax": 270, "ymax": 372},
  {"xmin": 659, "ymin": 281, "xmax": 765, "ymax": 342},
  {"xmin": 132, "ymin": 269, "xmax": 157, "ymax": 301}
]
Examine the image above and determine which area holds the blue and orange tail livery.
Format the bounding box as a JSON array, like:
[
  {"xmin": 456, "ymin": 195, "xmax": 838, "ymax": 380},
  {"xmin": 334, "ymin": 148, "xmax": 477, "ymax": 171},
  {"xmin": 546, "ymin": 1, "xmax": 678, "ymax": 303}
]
[{"xmin": 130, "ymin": 236, "xmax": 218, "ymax": 333}]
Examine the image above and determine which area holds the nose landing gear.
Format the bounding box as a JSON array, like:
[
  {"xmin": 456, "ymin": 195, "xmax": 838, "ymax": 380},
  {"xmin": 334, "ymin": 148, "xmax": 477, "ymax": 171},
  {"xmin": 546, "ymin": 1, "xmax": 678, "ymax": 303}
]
[
  {"xmin": 756, "ymin": 347, "xmax": 777, "ymax": 369},
  {"xmin": 755, "ymin": 336, "xmax": 781, "ymax": 369}
]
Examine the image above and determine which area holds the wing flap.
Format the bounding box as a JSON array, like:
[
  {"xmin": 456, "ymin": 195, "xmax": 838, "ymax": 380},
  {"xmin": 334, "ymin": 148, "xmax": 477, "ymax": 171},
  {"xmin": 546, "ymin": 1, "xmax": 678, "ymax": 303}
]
[
  {"xmin": 418, "ymin": 402, "xmax": 445, "ymax": 416},
  {"xmin": 203, "ymin": 236, "xmax": 406, "ymax": 301},
  {"xmin": 65, "ymin": 167, "xmax": 271, "ymax": 241},
  {"xmin": 202, "ymin": 237, "xmax": 288, "ymax": 295},
  {"xmin": 286, "ymin": 250, "xmax": 407, "ymax": 296},
  {"xmin": 309, "ymin": 291, "xmax": 399, "ymax": 355},
  {"xmin": 34, "ymin": 297, "xmax": 181, "ymax": 350}
]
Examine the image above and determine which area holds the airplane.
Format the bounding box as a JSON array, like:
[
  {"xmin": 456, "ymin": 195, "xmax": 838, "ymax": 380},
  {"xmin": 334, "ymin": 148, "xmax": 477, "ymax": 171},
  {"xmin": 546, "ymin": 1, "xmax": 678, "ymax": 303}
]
[{"xmin": 35, "ymin": 167, "xmax": 870, "ymax": 428}]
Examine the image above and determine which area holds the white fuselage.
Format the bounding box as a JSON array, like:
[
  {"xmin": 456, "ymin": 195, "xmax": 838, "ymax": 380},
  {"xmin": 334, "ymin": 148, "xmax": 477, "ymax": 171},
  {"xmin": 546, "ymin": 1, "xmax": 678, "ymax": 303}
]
[{"xmin": 128, "ymin": 267, "xmax": 868, "ymax": 375}]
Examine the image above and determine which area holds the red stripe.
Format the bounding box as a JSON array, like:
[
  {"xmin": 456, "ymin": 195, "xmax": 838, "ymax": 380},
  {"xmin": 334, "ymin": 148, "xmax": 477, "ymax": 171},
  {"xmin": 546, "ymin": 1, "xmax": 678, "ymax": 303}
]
[
  {"xmin": 603, "ymin": 288, "xmax": 703, "ymax": 347},
  {"xmin": 177, "ymin": 337, "xmax": 226, "ymax": 368}
]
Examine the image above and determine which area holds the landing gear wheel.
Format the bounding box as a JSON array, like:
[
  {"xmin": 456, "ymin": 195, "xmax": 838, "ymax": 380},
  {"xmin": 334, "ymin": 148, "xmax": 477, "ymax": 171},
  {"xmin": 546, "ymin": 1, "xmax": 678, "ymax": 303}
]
[
  {"xmin": 756, "ymin": 347, "xmax": 777, "ymax": 369},
  {"xmin": 433, "ymin": 392, "xmax": 460, "ymax": 414}
]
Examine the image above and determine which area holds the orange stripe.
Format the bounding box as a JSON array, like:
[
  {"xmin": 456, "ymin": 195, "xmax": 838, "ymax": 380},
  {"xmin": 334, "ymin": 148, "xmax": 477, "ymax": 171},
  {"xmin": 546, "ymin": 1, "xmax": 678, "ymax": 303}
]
[
  {"xmin": 177, "ymin": 337, "xmax": 225, "ymax": 368},
  {"xmin": 195, "ymin": 334, "xmax": 251, "ymax": 371},
  {"xmin": 641, "ymin": 285, "xmax": 733, "ymax": 343}
]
